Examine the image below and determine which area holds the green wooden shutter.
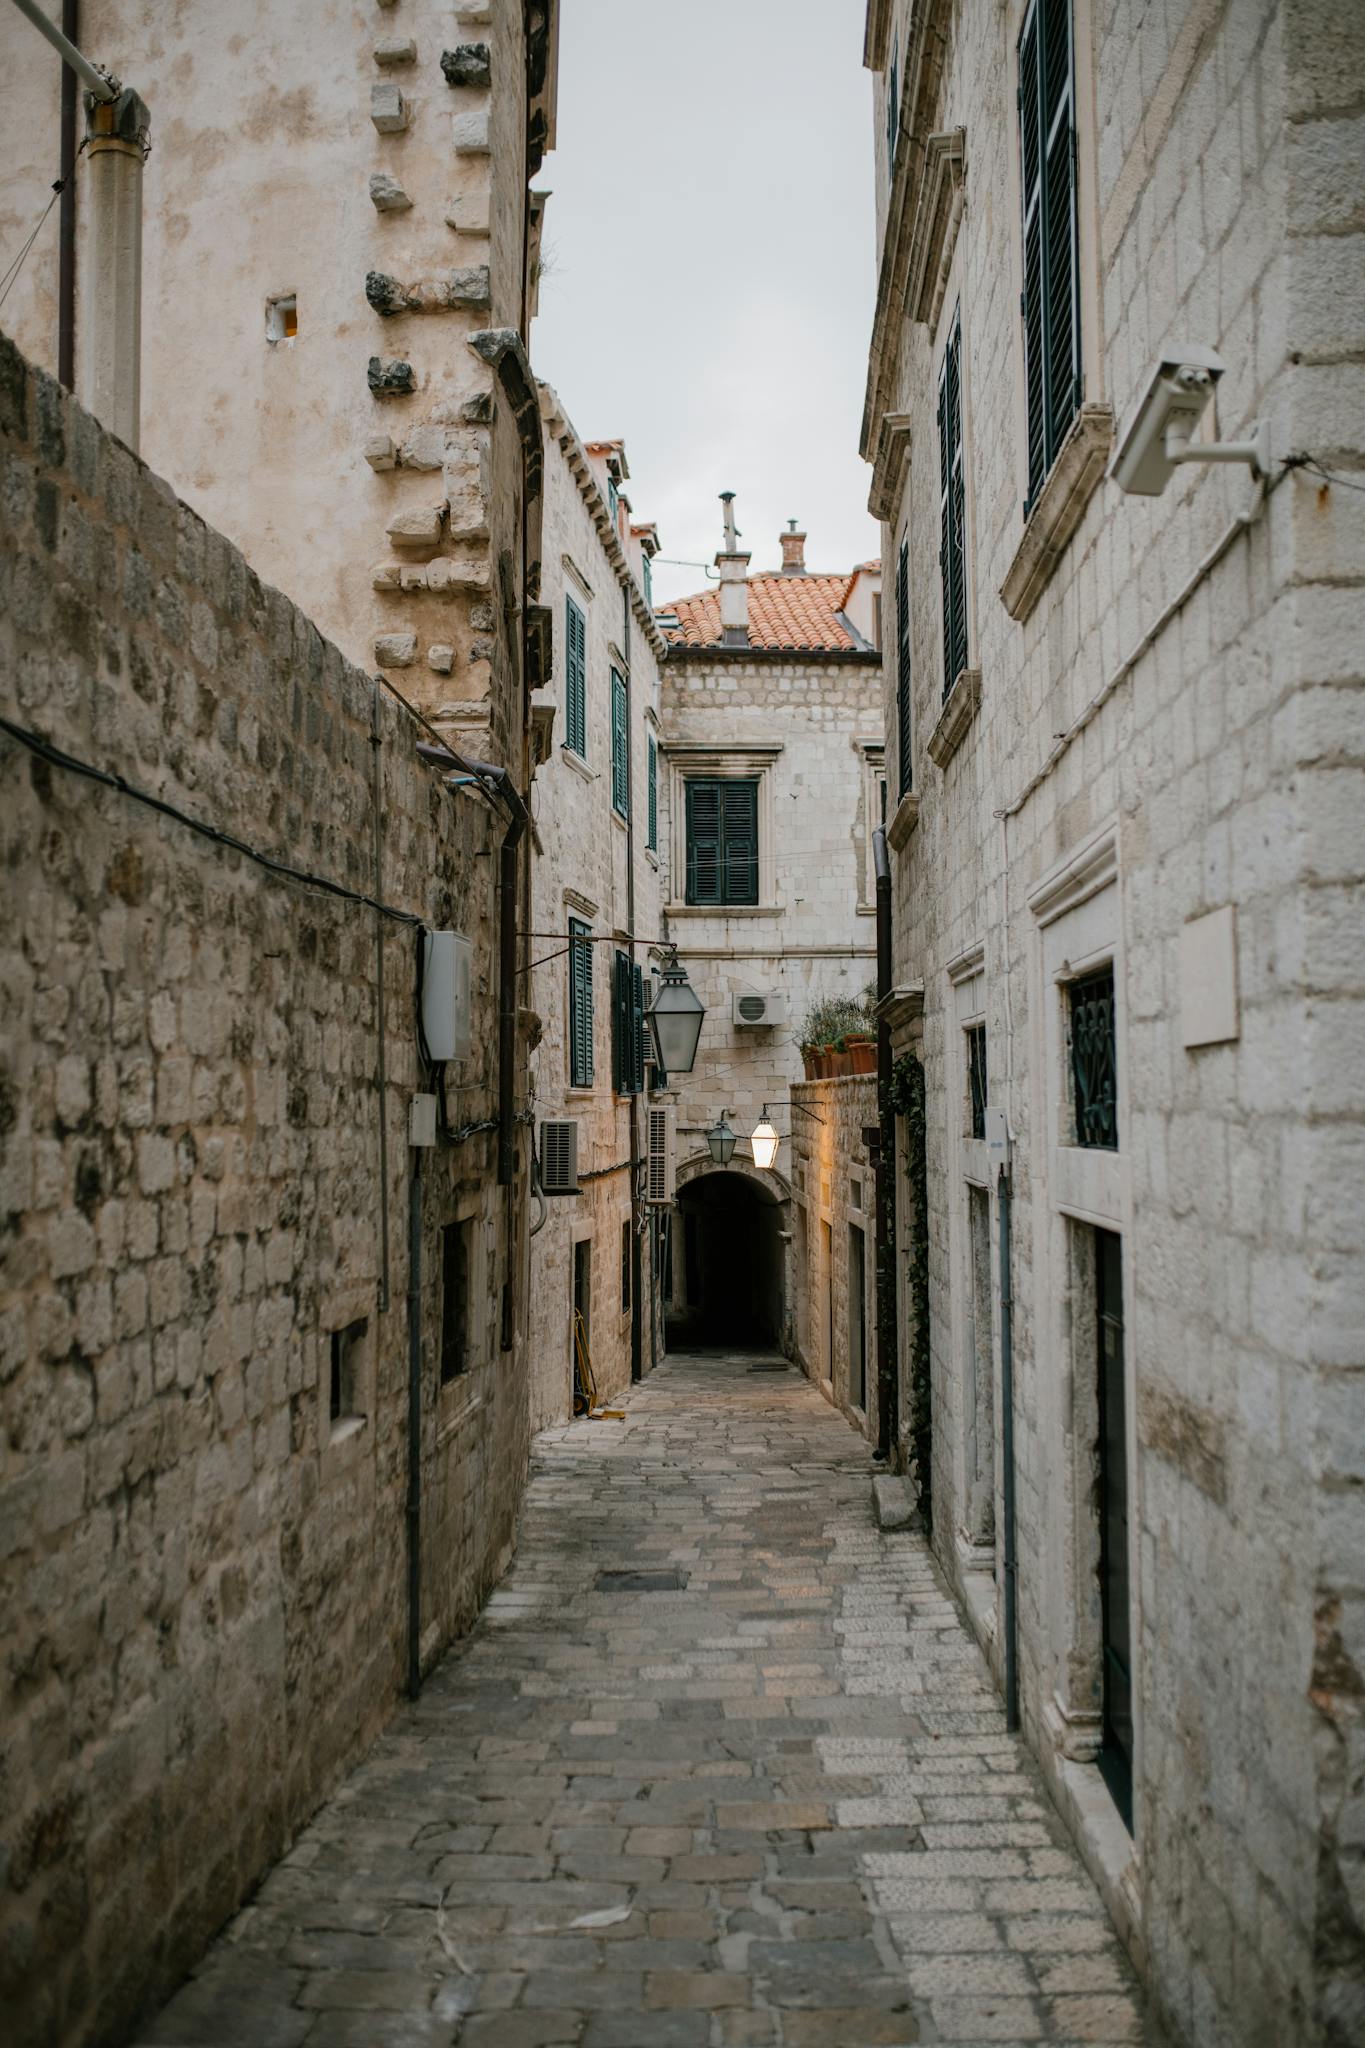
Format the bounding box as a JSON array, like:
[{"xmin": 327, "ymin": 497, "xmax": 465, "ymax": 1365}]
[
  {"xmin": 565, "ymin": 594, "xmax": 586, "ymax": 757},
  {"xmin": 630, "ymin": 963, "xmax": 646, "ymax": 1094},
  {"xmin": 647, "ymin": 734, "xmax": 658, "ymax": 851},
  {"xmin": 938, "ymin": 311, "xmax": 968, "ymax": 700},
  {"xmin": 721, "ymin": 781, "xmax": 759, "ymax": 906},
  {"xmin": 610, "ymin": 669, "xmax": 629, "ymax": 818},
  {"xmin": 568, "ymin": 917, "xmax": 593, "ymax": 1087},
  {"xmin": 1019, "ymin": 0, "xmax": 1080, "ymax": 511},
  {"xmin": 685, "ymin": 780, "xmax": 722, "ymax": 904},
  {"xmin": 895, "ymin": 538, "xmax": 912, "ymax": 798}
]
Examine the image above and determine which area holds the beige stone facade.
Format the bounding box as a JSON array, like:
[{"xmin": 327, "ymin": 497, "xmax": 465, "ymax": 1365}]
[
  {"xmin": 862, "ymin": 2, "xmax": 1365, "ymax": 2042},
  {"xmin": 526, "ymin": 391, "xmax": 665, "ymax": 1428},
  {"xmin": 789, "ymin": 1074, "xmax": 879, "ymax": 1444}
]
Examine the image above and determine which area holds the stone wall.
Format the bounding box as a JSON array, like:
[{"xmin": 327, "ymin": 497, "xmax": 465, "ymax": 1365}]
[
  {"xmin": 789, "ymin": 1075, "xmax": 878, "ymax": 1443},
  {"xmin": 0, "ymin": 340, "xmax": 530, "ymax": 2047},
  {"xmin": 865, "ymin": 2, "xmax": 1365, "ymax": 2042}
]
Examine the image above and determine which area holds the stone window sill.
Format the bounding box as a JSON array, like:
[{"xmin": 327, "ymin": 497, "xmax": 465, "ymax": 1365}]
[
  {"xmin": 999, "ymin": 404, "xmax": 1115, "ymax": 622},
  {"xmin": 560, "ymin": 745, "xmax": 594, "ymax": 783},
  {"xmin": 887, "ymin": 790, "xmax": 921, "ymax": 851},
  {"xmin": 664, "ymin": 902, "xmax": 780, "ymax": 918},
  {"xmin": 610, "ymin": 808, "xmax": 628, "ymax": 833},
  {"xmin": 645, "ymin": 848, "xmax": 659, "ymax": 870},
  {"xmin": 927, "ymin": 667, "xmax": 981, "ymax": 769}
]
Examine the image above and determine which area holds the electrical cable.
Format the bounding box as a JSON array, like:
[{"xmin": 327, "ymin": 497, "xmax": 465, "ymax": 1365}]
[
  {"xmin": 0, "ymin": 175, "xmax": 67, "ymax": 314},
  {"xmin": 1286, "ymin": 453, "xmax": 1365, "ymax": 493}
]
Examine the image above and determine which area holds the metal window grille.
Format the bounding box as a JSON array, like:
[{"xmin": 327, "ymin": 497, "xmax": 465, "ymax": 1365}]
[
  {"xmin": 967, "ymin": 1023, "xmax": 988, "ymax": 1141},
  {"xmin": 1069, "ymin": 967, "xmax": 1118, "ymax": 1149},
  {"xmin": 1018, "ymin": 0, "xmax": 1082, "ymax": 513}
]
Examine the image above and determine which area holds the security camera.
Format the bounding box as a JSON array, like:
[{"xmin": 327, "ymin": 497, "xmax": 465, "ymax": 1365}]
[{"xmin": 1110, "ymin": 343, "xmax": 1270, "ymax": 496}]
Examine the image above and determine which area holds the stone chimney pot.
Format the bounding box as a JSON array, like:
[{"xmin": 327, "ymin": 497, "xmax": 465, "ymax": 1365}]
[
  {"xmin": 716, "ymin": 490, "xmax": 750, "ymax": 647},
  {"xmin": 780, "ymin": 519, "xmax": 807, "ymax": 575}
]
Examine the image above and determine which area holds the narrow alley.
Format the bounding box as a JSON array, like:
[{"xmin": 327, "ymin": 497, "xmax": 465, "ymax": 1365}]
[{"xmin": 138, "ymin": 1357, "xmax": 1151, "ymax": 2048}]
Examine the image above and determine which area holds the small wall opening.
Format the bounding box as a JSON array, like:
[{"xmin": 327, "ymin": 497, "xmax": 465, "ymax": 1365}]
[
  {"xmin": 266, "ymin": 295, "xmax": 298, "ymax": 344},
  {"xmin": 667, "ymin": 1169, "xmax": 784, "ymax": 1350}
]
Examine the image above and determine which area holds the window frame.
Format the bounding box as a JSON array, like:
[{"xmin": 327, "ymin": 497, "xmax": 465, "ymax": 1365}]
[
  {"xmin": 568, "ymin": 916, "xmax": 594, "ymax": 1089},
  {"xmin": 684, "ymin": 776, "xmax": 760, "ymax": 909},
  {"xmin": 610, "ymin": 667, "xmax": 630, "ymax": 820},
  {"xmin": 1018, "ymin": 0, "xmax": 1082, "ymax": 514},
  {"xmin": 440, "ymin": 1220, "xmax": 472, "ymax": 1382},
  {"xmin": 564, "ymin": 592, "xmax": 587, "ymax": 759}
]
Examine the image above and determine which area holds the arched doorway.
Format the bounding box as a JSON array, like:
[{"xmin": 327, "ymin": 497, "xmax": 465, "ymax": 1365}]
[{"xmin": 666, "ymin": 1158, "xmax": 789, "ymax": 1351}]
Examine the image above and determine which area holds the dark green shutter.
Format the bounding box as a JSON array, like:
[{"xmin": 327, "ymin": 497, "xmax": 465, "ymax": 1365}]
[
  {"xmin": 569, "ymin": 917, "xmax": 593, "ymax": 1087},
  {"xmin": 647, "ymin": 734, "xmax": 658, "ymax": 851},
  {"xmin": 1019, "ymin": 0, "xmax": 1080, "ymax": 511},
  {"xmin": 611, "ymin": 669, "xmax": 629, "ymax": 818},
  {"xmin": 612, "ymin": 949, "xmax": 643, "ymax": 1095},
  {"xmin": 938, "ymin": 311, "xmax": 968, "ymax": 700},
  {"xmin": 721, "ymin": 781, "xmax": 758, "ymax": 905},
  {"xmin": 630, "ymin": 964, "xmax": 645, "ymax": 1094},
  {"xmin": 895, "ymin": 539, "xmax": 912, "ymax": 798},
  {"xmin": 887, "ymin": 37, "xmax": 900, "ymax": 179},
  {"xmin": 685, "ymin": 781, "xmax": 722, "ymax": 905},
  {"xmin": 565, "ymin": 594, "xmax": 586, "ymax": 757},
  {"xmin": 686, "ymin": 779, "xmax": 758, "ymax": 907}
]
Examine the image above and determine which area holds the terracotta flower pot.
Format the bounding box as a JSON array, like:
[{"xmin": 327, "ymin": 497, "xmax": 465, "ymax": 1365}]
[
  {"xmin": 800, "ymin": 1047, "xmax": 820, "ymax": 1081},
  {"xmin": 829, "ymin": 1050, "xmax": 854, "ymax": 1078},
  {"xmin": 848, "ymin": 1038, "xmax": 876, "ymax": 1075}
]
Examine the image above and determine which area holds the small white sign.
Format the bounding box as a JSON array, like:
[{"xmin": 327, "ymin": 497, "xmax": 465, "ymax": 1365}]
[
  {"xmin": 408, "ymin": 1093, "xmax": 438, "ymax": 1148},
  {"xmin": 1180, "ymin": 904, "xmax": 1239, "ymax": 1048}
]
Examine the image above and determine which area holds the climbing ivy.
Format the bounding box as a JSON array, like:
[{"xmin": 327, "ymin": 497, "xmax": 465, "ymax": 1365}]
[{"xmin": 887, "ymin": 1051, "xmax": 932, "ymax": 1537}]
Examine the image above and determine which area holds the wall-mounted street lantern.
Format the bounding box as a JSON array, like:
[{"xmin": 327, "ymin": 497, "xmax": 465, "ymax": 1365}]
[
  {"xmin": 646, "ymin": 946, "xmax": 705, "ymax": 1076},
  {"xmin": 706, "ymin": 1111, "xmax": 737, "ymax": 1167},
  {"xmin": 750, "ymin": 1108, "xmax": 780, "ymax": 1171}
]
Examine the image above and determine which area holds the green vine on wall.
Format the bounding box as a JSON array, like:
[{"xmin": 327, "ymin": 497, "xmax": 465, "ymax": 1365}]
[{"xmin": 888, "ymin": 1051, "xmax": 932, "ymax": 1536}]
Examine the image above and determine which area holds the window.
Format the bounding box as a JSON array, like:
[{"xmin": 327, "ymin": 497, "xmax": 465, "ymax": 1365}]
[
  {"xmin": 329, "ymin": 1319, "xmax": 366, "ymax": 1424},
  {"xmin": 610, "ymin": 668, "xmax": 629, "ymax": 818},
  {"xmin": 565, "ymin": 593, "xmax": 586, "ymax": 758},
  {"xmin": 886, "ymin": 35, "xmax": 900, "ymax": 181},
  {"xmin": 684, "ymin": 778, "xmax": 758, "ymax": 907},
  {"xmin": 440, "ymin": 1222, "xmax": 471, "ymax": 1381},
  {"xmin": 642, "ymin": 552, "xmax": 653, "ymax": 610},
  {"xmin": 895, "ymin": 536, "xmax": 912, "ymax": 796},
  {"xmin": 967, "ymin": 1023, "xmax": 988, "ymax": 1140},
  {"xmin": 937, "ymin": 308, "xmax": 968, "ymax": 698},
  {"xmin": 266, "ymin": 294, "xmax": 297, "ymax": 344},
  {"xmin": 621, "ymin": 1219, "xmax": 632, "ymax": 1312},
  {"xmin": 647, "ymin": 734, "xmax": 658, "ymax": 852},
  {"xmin": 612, "ymin": 950, "xmax": 645, "ymax": 1095},
  {"xmin": 1069, "ymin": 966, "xmax": 1117, "ymax": 1149},
  {"xmin": 1019, "ymin": 0, "xmax": 1081, "ymax": 511},
  {"xmin": 568, "ymin": 917, "xmax": 594, "ymax": 1088},
  {"xmin": 607, "ymin": 475, "xmax": 619, "ymax": 527}
]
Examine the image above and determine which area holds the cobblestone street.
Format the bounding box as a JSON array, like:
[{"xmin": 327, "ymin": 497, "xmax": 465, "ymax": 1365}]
[{"xmin": 138, "ymin": 1356, "xmax": 1153, "ymax": 2047}]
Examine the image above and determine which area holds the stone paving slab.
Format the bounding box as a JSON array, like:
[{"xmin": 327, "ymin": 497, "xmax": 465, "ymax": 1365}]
[{"xmin": 135, "ymin": 1352, "xmax": 1158, "ymax": 2047}]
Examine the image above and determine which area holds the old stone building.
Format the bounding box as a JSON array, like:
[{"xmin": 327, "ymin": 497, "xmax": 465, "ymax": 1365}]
[
  {"xmin": 526, "ymin": 392, "xmax": 666, "ymax": 1427},
  {"xmin": 860, "ymin": 1, "xmax": 1365, "ymax": 2042},
  {"xmin": 657, "ymin": 513, "xmax": 883, "ymax": 1360}
]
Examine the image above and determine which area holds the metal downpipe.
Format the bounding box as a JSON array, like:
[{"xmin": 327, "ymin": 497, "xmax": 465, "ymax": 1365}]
[
  {"xmin": 406, "ymin": 1149, "xmax": 423, "ymax": 1699},
  {"xmin": 872, "ymin": 825, "xmax": 896, "ymax": 1462},
  {"xmin": 998, "ymin": 1169, "xmax": 1019, "ymax": 1732}
]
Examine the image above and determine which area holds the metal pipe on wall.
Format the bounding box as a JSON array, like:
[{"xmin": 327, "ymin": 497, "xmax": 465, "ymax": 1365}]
[
  {"xmin": 406, "ymin": 1149, "xmax": 423, "ymax": 1699},
  {"xmin": 872, "ymin": 825, "xmax": 897, "ymax": 1462},
  {"xmin": 57, "ymin": 0, "xmax": 78, "ymax": 390},
  {"xmin": 998, "ymin": 1167, "xmax": 1019, "ymax": 1732}
]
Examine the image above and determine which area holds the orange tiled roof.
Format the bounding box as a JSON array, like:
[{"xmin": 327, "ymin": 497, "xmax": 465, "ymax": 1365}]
[{"xmin": 663, "ymin": 572, "xmax": 864, "ymax": 652}]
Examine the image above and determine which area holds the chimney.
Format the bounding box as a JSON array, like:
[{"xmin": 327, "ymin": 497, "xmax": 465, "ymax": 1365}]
[
  {"xmin": 780, "ymin": 519, "xmax": 807, "ymax": 575},
  {"xmin": 716, "ymin": 490, "xmax": 750, "ymax": 647}
]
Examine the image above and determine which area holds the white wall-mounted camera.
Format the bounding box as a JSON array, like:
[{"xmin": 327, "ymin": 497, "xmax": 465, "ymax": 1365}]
[{"xmin": 1110, "ymin": 343, "xmax": 1271, "ymax": 496}]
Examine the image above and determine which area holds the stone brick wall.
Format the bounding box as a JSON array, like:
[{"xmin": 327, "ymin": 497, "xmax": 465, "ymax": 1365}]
[
  {"xmin": 0, "ymin": 340, "xmax": 530, "ymax": 2047},
  {"xmin": 790, "ymin": 1075, "xmax": 878, "ymax": 1442},
  {"xmin": 865, "ymin": 2, "xmax": 1365, "ymax": 2042}
]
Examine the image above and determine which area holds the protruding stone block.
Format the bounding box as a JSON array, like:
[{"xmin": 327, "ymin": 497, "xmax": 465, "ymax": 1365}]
[
  {"xmin": 427, "ymin": 644, "xmax": 455, "ymax": 675},
  {"xmin": 452, "ymin": 109, "xmax": 491, "ymax": 154},
  {"xmin": 371, "ymin": 562, "xmax": 401, "ymax": 590},
  {"xmin": 373, "ymin": 37, "xmax": 417, "ymax": 66},
  {"xmin": 455, "ymin": 1, "xmax": 492, "ymax": 20},
  {"xmin": 427, "ymin": 556, "xmax": 491, "ymax": 595},
  {"xmin": 368, "ymin": 356, "xmax": 415, "ymax": 397},
  {"xmin": 468, "ymin": 601, "xmax": 495, "ymax": 632},
  {"xmin": 363, "ymin": 435, "xmax": 397, "ymax": 471},
  {"xmin": 871, "ymin": 1473, "xmax": 920, "ymax": 1532},
  {"xmin": 441, "ymin": 44, "xmax": 491, "ymax": 88},
  {"xmin": 399, "ymin": 426, "xmax": 447, "ymax": 472},
  {"xmin": 386, "ymin": 505, "xmax": 444, "ymax": 547},
  {"xmin": 446, "ymin": 192, "xmax": 491, "ymax": 237},
  {"xmin": 399, "ymin": 564, "xmax": 428, "ymax": 591},
  {"xmin": 374, "ymin": 631, "xmax": 417, "ymax": 668},
  {"xmin": 370, "ymin": 82, "xmax": 408, "ymax": 132},
  {"xmin": 366, "ymin": 271, "xmax": 409, "ymax": 318},
  {"xmin": 460, "ymin": 391, "xmax": 493, "ymax": 424},
  {"xmin": 369, "ymin": 171, "xmax": 412, "ymax": 212},
  {"xmin": 447, "ymin": 265, "xmax": 491, "ymax": 307}
]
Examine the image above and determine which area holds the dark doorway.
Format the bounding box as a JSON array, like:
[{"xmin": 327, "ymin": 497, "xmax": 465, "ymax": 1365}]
[
  {"xmin": 848, "ymin": 1221, "xmax": 867, "ymax": 1411},
  {"xmin": 667, "ymin": 1172, "xmax": 784, "ymax": 1349},
  {"xmin": 1095, "ymin": 1227, "xmax": 1133, "ymax": 1831},
  {"xmin": 572, "ymin": 1238, "xmax": 592, "ymax": 1408}
]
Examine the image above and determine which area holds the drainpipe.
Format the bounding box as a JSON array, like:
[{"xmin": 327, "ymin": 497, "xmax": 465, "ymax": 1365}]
[
  {"xmin": 872, "ymin": 825, "xmax": 896, "ymax": 1462},
  {"xmin": 82, "ymin": 80, "xmax": 149, "ymax": 453},
  {"xmin": 406, "ymin": 1147, "xmax": 423, "ymax": 1698},
  {"xmin": 998, "ymin": 1164, "xmax": 1019, "ymax": 1732},
  {"xmin": 623, "ymin": 597, "xmax": 643, "ymax": 1382}
]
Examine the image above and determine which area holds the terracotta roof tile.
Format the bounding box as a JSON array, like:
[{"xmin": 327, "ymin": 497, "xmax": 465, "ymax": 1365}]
[{"xmin": 663, "ymin": 572, "xmax": 863, "ymax": 652}]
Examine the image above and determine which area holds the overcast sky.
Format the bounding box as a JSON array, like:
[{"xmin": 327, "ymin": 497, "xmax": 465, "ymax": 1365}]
[{"xmin": 534, "ymin": 0, "xmax": 880, "ymax": 607}]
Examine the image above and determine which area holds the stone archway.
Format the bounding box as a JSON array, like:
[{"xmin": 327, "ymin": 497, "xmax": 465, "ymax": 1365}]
[{"xmin": 666, "ymin": 1151, "xmax": 792, "ymax": 1352}]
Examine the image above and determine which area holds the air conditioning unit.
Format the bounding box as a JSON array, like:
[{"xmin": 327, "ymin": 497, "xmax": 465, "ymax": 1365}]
[
  {"xmin": 732, "ymin": 992, "xmax": 788, "ymax": 1028},
  {"xmin": 644, "ymin": 1104, "xmax": 676, "ymax": 1205},
  {"xmin": 540, "ymin": 1119, "xmax": 580, "ymax": 1195},
  {"xmin": 421, "ymin": 931, "xmax": 472, "ymax": 1062}
]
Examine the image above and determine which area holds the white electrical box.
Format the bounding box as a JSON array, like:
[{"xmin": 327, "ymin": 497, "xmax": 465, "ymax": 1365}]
[
  {"xmin": 409, "ymin": 1092, "xmax": 437, "ymax": 1148},
  {"xmin": 421, "ymin": 930, "xmax": 472, "ymax": 1062}
]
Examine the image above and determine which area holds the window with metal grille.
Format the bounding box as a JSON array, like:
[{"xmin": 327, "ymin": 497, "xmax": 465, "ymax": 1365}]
[
  {"xmin": 937, "ymin": 308, "xmax": 968, "ymax": 699},
  {"xmin": 685, "ymin": 778, "xmax": 759, "ymax": 907},
  {"xmin": 1069, "ymin": 967, "xmax": 1117, "ymax": 1149},
  {"xmin": 568, "ymin": 917, "xmax": 593, "ymax": 1088},
  {"xmin": 1019, "ymin": 0, "xmax": 1081, "ymax": 513},
  {"xmin": 612, "ymin": 950, "xmax": 645, "ymax": 1095},
  {"xmin": 564, "ymin": 593, "xmax": 586, "ymax": 757},
  {"xmin": 895, "ymin": 536, "xmax": 912, "ymax": 796},
  {"xmin": 610, "ymin": 668, "xmax": 629, "ymax": 818},
  {"xmin": 967, "ymin": 1023, "xmax": 988, "ymax": 1141},
  {"xmin": 440, "ymin": 1221, "xmax": 471, "ymax": 1381},
  {"xmin": 647, "ymin": 733, "xmax": 658, "ymax": 851}
]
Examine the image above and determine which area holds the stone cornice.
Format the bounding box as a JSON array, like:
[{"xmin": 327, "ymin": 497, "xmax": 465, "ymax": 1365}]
[
  {"xmin": 877, "ymin": 984, "xmax": 925, "ymax": 1031},
  {"xmin": 869, "ymin": 413, "xmax": 913, "ymax": 521},
  {"xmin": 863, "ymin": 0, "xmax": 892, "ymax": 70},
  {"xmin": 906, "ymin": 128, "xmax": 966, "ymax": 329},
  {"xmin": 887, "ymin": 790, "xmax": 921, "ymax": 851},
  {"xmin": 926, "ymin": 666, "xmax": 981, "ymax": 769},
  {"xmin": 538, "ymin": 382, "xmax": 666, "ymax": 662},
  {"xmin": 661, "ymin": 644, "xmax": 879, "ymax": 667},
  {"xmin": 860, "ymin": 0, "xmax": 955, "ymax": 464},
  {"xmin": 999, "ymin": 404, "xmax": 1115, "ymax": 622}
]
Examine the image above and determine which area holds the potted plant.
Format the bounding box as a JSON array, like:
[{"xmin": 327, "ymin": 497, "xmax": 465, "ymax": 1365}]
[
  {"xmin": 844, "ymin": 983, "xmax": 878, "ymax": 1073},
  {"xmin": 801, "ymin": 995, "xmax": 867, "ymax": 1080}
]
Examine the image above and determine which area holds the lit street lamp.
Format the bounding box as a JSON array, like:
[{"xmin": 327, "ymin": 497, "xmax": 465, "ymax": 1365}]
[
  {"xmin": 706, "ymin": 1111, "xmax": 737, "ymax": 1167},
  {"xmin": 750, "ymin": 1108, "xmax": 779, "ymax": 1171},
  {"xmin": 646, "ymin": 947, "xmax": 705, "ymax": 1076}
]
